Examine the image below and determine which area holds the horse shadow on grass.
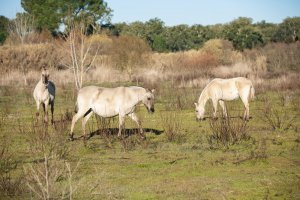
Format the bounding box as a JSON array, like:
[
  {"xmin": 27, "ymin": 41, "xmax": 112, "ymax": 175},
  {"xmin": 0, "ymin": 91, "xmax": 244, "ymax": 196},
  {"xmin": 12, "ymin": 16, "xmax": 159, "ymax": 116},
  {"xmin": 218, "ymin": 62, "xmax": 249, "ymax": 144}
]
[{"xmin": 73, "ymin": 128, "xmax": 163, "ymax": 140}]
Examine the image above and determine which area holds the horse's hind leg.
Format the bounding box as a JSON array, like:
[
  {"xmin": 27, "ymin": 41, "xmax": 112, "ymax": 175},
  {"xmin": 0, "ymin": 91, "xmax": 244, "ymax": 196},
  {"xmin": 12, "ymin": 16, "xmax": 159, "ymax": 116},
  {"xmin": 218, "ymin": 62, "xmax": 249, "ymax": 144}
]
[
  {"xmin": 82, "ymin": 111, "xmax": 93, "ymax": 139},
  {"xmin": 128, "ymin": 113, "xmax": 145, "ymax": 139},
  {"xmin": 118, "ymin": 114, "xmax": 125, "ymax": 138},
  {"xmin": 240, "ymin": 96, "xmax": 250, "ymax": 120},
  {"xmin": 50, "ymin": 102, "xmax": 54, "ymax": 124},
  {"xmin": 70, "ymin": 111, "xmax": 85, "ymax": 140}
]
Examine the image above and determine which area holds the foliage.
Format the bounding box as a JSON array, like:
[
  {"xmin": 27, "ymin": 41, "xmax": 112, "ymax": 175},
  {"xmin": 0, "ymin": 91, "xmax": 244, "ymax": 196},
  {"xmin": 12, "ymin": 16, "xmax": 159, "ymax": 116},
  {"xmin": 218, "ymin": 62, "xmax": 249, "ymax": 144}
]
[
  {"xmin": 272, "ymin": 17, "xmax": 300, "ymax": 43},
  {"xmin": 0, "ymin": 15, "xmax": 9, "ymax": 44},
  {"xmin": 222, "ymin": 17, "xmax": 265, "ymax": 50},
  {"xmin": 21, "ymin": 0, "xmax": 112, "ymax": 33}
]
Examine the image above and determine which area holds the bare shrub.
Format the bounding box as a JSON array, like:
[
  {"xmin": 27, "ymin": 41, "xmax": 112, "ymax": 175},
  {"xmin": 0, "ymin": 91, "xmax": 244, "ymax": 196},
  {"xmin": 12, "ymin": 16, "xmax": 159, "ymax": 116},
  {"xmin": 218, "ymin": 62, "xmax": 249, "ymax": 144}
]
[
  {"xmin": 59, "ymin": 22, "xmax": 101, "ymax": 91},
  {"xmin": 7, "ymin": 13, "xmax": 35, "ymax": 45},
  {"xmin": 261, "ymin": 94, "xmax": 296, "ymax": 131},
  {"xmin": 244, "ymin": 42, "xmax": 300, "ymax": 73},
  {"xmin": 208, "ymin": 113, "xmax": 249, "ymax": 148},
  {"xmin": 160, "ymin": 112, "xmax": 185, "ymax": 143},
  {"xmin": 23, "ymin": 118, "xmax": 82, "ymax": 199}
]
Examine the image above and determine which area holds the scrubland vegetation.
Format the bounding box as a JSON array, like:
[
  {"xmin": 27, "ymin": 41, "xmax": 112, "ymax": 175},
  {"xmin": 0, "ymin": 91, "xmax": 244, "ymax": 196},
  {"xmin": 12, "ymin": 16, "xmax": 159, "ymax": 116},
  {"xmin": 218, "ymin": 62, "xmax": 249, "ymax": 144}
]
[{"xmin": 0, "ymin": 3, "xmax": 299, "ymax": 199}]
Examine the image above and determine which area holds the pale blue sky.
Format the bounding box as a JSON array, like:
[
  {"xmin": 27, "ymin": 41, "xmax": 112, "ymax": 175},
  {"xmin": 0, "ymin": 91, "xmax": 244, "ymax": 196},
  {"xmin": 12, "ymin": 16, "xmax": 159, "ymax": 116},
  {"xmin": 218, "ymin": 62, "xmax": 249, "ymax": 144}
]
[{"xmin": 0, "ymin": 0, "xmax": 299, "ymax": 25}]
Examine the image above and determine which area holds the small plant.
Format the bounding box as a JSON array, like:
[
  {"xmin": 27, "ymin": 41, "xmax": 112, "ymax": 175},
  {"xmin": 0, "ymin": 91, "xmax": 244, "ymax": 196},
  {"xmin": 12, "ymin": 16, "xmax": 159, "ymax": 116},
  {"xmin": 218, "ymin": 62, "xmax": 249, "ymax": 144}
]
[
  {"xmin": 208, "ymin": 113, "xmax": 249, "ymax": 148},
  {"xmin": 160, "ymin": 112, "xmax": 185, "ymax": 143}
]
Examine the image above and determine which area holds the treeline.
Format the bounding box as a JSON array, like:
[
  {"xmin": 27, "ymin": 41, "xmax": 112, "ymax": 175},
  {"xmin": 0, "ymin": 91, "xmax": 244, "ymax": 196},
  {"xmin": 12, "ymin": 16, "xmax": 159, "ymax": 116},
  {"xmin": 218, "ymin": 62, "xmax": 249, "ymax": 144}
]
[
  {"xmin": 0, "ymin": 0, "xmax": 299, "ymax": 52},
  {"xmin": 111, "ymin": 17, "xmax": 300, "ymax": 52}
]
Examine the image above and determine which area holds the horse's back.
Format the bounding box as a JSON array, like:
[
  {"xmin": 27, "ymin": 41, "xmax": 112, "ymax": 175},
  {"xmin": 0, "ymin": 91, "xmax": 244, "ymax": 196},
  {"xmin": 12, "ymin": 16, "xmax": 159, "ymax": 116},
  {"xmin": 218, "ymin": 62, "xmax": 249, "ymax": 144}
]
[{"xmin": 77, "ymin": 85, "xmax": 144, "ymax": 105}]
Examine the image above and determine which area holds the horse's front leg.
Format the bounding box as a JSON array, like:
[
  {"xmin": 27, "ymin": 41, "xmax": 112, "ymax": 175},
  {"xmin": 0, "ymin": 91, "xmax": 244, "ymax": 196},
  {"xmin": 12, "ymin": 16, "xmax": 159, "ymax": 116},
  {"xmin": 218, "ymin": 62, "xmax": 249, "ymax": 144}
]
[
  {"xmin": 212, "ymin": 99, "xmax": 218, "ymax": 119},
  {"xmin": 35, "ymin": 101, "xmax": 41, "ymax": 123},
  {"xmin": 219, "ymin": 100, "xmax": 227, "ymax": 118},
  {"xmin": 42, "ymin": 101, "xmax": 49, "ymax": 123},
  {"xmin": 128, "ymin": 112, "xmax": 145, "ymax": 139},
  {"xmin": 118, "ymin": 114, "xmax": 125, "ymax": 138}
]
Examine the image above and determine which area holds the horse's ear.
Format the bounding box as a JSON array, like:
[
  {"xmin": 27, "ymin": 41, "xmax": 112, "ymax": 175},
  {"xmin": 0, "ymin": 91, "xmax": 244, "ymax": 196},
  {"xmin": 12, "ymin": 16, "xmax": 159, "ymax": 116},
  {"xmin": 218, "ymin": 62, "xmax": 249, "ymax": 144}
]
[
  {"xmin": 194, "ymin": 102, "xmax": 198, "ymax": 107},
  {"xmin": 151, "ymin": 89, "xmax": 155, "ymax": 93}
]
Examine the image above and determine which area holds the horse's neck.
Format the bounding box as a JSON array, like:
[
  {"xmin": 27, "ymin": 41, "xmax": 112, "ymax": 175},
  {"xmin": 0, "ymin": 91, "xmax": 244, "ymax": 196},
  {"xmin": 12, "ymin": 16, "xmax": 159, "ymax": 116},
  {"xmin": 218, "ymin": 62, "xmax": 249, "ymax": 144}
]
[
  {"xmin": 135, "ymin": 89, "xmax": 146, "ymax": 104},
  {"xmin": 38, "ymin": 79, "xmax": 48, "ymax": 90},
  {"xmin": 198, "ymin": 88, "xmax": 209, "ymax": 107}
]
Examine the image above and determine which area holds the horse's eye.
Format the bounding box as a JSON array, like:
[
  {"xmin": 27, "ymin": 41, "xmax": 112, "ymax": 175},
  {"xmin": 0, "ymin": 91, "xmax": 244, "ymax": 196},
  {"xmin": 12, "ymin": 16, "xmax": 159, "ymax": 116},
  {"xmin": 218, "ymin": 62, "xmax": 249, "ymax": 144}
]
[
  {"xmin": 147, "ymin": 97, "xmax": 151, "ymax": 100},
  {"xmin": 195, "ymin": 110, "xmax": 198, "ymax": 112}
]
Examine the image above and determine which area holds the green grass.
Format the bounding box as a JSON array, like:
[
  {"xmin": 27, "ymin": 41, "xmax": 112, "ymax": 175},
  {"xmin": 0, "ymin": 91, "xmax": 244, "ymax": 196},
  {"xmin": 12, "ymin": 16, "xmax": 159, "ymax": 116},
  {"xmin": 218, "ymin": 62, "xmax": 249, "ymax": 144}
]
[{"xmin": 0, "ymin": 84, "xmax": 299, "ymax": 199}]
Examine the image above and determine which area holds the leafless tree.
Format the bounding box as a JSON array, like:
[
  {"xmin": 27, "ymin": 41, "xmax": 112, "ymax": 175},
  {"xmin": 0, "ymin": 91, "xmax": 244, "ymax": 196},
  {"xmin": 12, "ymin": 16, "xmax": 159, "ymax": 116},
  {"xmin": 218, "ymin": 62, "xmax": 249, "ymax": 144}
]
[
  {"xmin": 63, "ymin": 21, "xmax": 100, "ymax": 91},
  {"xmin": 8, "ymin": 13, "xmax": 35, "ymax": 45}
]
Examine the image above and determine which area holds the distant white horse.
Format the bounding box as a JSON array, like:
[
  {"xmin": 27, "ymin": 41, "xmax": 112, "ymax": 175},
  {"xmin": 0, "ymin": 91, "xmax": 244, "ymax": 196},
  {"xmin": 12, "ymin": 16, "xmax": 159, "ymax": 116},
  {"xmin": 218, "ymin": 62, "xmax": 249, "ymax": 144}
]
[
  {"xmin": 33, "ymin": 68, "xmax": 56, "ymax": 124},
  {"xmin": 194, "ymin": 77, "xmax": 255, "ymax": 120},
  {"xmin": 70, "ymin": 86, "xmax": 155, "ymax": 140}
]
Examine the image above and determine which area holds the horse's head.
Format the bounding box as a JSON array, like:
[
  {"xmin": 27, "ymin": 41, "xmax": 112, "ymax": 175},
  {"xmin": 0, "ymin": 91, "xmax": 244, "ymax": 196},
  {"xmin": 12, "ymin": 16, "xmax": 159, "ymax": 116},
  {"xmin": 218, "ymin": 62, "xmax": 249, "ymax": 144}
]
[
  {"xmin": 194, "ymin": 102, "xmax": 205, "ymax": 121},
  {"xmin": 41, "ymin": 68, "xmax": 49, "ymax": 85},
  {"xmin": 143, "ymin": 89, "xmax": 155, "ymax": 113}
]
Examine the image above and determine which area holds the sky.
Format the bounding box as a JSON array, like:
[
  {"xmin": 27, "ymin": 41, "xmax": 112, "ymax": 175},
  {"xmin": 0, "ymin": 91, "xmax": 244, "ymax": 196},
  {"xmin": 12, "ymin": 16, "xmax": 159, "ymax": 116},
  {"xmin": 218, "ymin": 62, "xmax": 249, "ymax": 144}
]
[{"xmin": 0, "ymin": 0, "xmax": 299, "ymax": 26}]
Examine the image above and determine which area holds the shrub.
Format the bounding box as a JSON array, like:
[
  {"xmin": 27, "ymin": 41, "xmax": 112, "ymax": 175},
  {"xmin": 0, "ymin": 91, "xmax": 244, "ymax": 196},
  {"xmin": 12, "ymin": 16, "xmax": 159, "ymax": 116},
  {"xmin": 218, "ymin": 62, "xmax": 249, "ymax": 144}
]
[
  {"xmin": 208, "ymin": 113, "xmax": 249, "ymax": 148},
  {"xmin": 160, "ymin": 112, "xmax": 185, "ymax": 143},
  {"xmin": 111, "ymin": 35, "xmax": 151, "ymax": 81},
  {"xmin": 202, "ymin": 39, "xmax": 235, "ymax": 65},
  {"xmin": 260, "ymin": 94, "xmax": 296, "ymax": 131}
]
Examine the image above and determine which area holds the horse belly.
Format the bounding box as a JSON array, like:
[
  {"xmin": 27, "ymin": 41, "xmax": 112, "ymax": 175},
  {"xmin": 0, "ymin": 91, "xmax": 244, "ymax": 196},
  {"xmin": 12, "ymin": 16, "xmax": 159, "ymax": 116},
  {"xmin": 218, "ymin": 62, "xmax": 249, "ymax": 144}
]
[
  {"xmin": 92, "ymin": 104, "xmax": 118, "ymax": 118},
  {"xmin": 221, "ymin": 90, "xmax": 239, "ymax": 101}
]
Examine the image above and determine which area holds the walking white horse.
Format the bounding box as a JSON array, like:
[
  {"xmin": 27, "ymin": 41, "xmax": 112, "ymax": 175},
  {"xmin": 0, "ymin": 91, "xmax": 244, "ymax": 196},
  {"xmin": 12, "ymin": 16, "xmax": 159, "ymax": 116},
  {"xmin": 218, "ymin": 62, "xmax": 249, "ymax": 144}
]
[
  {"xmin": 33, "ymin": 68, "xmax": 56, "ymax": 124},
  {"xmin": 70, "ymin": 86, "xmax": 155, "ymax": 140},
  {"xmin": 194, "ymin": 77, "xmax": 255, "ymax": 120}
]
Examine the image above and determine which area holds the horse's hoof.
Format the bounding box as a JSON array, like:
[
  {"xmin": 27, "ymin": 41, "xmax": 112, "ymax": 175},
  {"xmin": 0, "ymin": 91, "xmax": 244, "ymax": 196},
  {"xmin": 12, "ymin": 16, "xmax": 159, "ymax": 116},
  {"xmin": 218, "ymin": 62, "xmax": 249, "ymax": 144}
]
[
  {"xmin": 140, "ymin": 136, "xmax": 146, "ymax": 140},
  {"xmin": 68, "ymin": 135, "xmax": 74, "ymax": 141}
]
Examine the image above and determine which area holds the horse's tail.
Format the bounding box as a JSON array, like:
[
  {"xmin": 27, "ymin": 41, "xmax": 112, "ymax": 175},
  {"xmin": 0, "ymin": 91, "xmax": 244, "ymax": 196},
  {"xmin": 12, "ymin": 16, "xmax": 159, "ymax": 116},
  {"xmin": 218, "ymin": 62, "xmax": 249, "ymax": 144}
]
[
  {"xmin": 74, "ymin": 101, "xmax": 78, "ymax": 113},
  {"xmin": 249, "ymin": 85, "xmax": 255, "ymax": 101}
]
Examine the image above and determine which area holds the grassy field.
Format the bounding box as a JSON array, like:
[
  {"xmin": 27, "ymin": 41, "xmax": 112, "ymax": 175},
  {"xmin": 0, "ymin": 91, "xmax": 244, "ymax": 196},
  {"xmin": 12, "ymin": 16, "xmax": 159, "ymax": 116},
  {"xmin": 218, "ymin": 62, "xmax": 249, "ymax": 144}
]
[{"xmin": 0, "ymin": 83, "xmax": 299, "ymax": 200}]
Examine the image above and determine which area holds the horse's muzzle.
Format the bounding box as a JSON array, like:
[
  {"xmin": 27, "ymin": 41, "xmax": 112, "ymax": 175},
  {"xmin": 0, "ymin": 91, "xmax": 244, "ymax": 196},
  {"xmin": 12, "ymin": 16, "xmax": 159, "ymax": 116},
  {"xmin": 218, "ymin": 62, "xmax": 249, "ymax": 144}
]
[{"xmin": 148, "ymin": 107, "xmax": 155, "ymax": 113}]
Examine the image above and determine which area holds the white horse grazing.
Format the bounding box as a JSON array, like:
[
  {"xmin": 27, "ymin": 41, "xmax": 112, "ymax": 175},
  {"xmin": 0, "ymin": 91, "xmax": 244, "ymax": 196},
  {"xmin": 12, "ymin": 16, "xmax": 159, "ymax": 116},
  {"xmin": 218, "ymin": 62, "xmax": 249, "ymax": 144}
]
[
  {"xmin": 33, "ymin": 68, "xmax": 56, "ymax": 124},
  {"xmin": 194, "ymin": 77, "xmax": 255, "ymax": 120},
  {"xmin": 70, "ymin": 86, "xmax": 155, "ymax": 140}
]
